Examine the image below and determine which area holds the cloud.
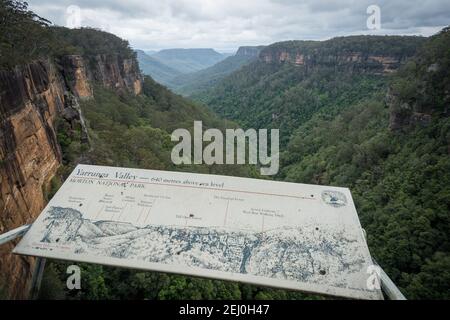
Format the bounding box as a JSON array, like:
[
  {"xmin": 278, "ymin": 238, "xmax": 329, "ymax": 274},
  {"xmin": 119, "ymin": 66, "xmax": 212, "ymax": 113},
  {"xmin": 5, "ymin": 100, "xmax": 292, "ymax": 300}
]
[{"xmin": 27, "ymin": 0, "xmax": 450, "ymax": 51}]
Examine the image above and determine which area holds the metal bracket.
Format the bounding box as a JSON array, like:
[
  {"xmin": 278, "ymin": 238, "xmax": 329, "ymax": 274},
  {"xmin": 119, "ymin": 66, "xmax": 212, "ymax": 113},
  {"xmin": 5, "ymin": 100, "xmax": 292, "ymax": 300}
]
[
  {"xmin": 362, "ymin": 228, "xmax": 407, "ymax": 300},
  {"xmin": 0, "ymin": 224, "xmax": 44, "ymax": 299},
  {"xmin": 29, "ymin": 257, "xmax": 47, "ymax": 300},
  {"xmin": 373, "ymin": 258, "xmax": 407, "ymax": 300},
  {"xmin": 0, "ymin": 224, "xmax": 31, "ymax": 246}
]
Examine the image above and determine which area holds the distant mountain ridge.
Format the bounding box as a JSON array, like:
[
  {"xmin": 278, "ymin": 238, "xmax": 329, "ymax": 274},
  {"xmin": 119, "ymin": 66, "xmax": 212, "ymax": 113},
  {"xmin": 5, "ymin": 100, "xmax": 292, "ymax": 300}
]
[
  {"xmin": 152, "ymin": 48, "xmax": 226, "ymax": 74},
  {"xmin": 137, "ymin": 48, "xmax": 230, "ymax": 86},
  {"xmin": 258, "ymin": 36, "xmax": 423, "ymax": 73},
  {"xmin": 279, "ymin": 28, "xmax": 450, "ymax": 299},
  {"xmin": 0, "ymin": 18, "xmax": 143, "ymax": 297},
  {"xmin": 136, "ymin": 50, "xmax": 182, "ymax": 85}
]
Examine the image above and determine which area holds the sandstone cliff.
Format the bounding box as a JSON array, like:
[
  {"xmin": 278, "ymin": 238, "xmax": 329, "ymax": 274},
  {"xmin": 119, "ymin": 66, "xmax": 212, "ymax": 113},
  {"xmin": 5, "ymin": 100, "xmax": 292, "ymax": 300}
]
[
  {"xmin": 0, "ymin": 54, "xmax": 142, "ymax": 298},
  {"xmin": 88, "ymin": 54, "xmax": 142, "ymax": 95}
]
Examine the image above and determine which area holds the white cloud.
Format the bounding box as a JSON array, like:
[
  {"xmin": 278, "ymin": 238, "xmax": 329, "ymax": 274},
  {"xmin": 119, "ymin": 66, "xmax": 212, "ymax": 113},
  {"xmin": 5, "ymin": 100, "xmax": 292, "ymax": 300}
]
[{"xmin": 27, "ymin": 0, "xmax": 450, "ymax": 51}]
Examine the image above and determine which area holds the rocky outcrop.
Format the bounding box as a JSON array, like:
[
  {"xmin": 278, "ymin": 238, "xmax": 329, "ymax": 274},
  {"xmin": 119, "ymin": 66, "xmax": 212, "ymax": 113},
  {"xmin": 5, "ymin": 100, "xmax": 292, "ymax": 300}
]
[
  {"xmin": 386, "ymin": 57, "xmax": 450, "ymax": 131},
  {"xmin": 386, "ymin": 88, "xmax": 433, "ymax": 131},
  {"xmin": 0, "ymin": 53, "xmax": 142, "ymax": 298}
]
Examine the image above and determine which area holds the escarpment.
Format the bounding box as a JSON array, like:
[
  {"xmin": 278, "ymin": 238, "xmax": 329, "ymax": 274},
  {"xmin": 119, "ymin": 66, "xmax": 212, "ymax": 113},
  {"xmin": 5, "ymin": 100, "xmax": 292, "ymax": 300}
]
[
  {"xmin": 0, "ymin": 53, "xmax": 142, "ymax": 298},
  {"xmin": 89, "ymin": 54, "xmax": 142, "ymax": 95},
  {"xmin": 62, "ymin": 54, "xmax": 143, "ymax": 97},
  {"xmin": 259, "ymin": 36, "xmax": 426, "ymax": 74}
]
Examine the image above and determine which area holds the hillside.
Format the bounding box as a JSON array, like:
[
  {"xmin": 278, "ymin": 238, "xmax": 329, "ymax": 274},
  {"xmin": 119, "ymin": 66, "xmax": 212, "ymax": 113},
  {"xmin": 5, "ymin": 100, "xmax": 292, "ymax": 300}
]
[
  {"xmin": 169, "ymin": 46, "xmax": 265, "ymax": 96},
  {"xmin": 280, "ymin": 28, "xmax": 450, "ymax": 299},
  {"xmin": 196, "ymin": 36, "xmax": 426, "ymax": 144},
  {"xmin": 190, "ymin": 30, "xmax": 450, "ymax": 298},
  {"xmin": 135, "ymin": 50, "xmax": 182, "ymax": 85},
  {"xmin": 151, "ymin": 48, "xmax": 226, "ymax": 74}
]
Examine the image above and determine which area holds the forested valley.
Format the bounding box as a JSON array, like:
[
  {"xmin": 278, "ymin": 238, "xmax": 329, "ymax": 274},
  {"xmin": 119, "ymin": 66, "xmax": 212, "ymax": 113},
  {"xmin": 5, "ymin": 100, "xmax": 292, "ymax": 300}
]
[{"xmin": 0, "ymin": 0, "xmax": 448, "ymax": 300}]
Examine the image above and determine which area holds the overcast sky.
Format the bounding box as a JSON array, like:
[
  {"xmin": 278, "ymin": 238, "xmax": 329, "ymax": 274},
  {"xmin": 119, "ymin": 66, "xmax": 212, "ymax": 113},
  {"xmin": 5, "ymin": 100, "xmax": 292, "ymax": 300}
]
[{"xmin": 27, "ymin": 0, "xmax": 450, "ymax": 52}]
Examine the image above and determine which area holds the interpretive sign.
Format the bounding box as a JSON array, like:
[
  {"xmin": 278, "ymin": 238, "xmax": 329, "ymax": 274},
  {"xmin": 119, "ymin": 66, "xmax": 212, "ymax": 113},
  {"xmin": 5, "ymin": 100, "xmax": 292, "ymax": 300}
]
[{"xmin": 14, "ymin": 164, "xmax": 383, "ymax": 299}]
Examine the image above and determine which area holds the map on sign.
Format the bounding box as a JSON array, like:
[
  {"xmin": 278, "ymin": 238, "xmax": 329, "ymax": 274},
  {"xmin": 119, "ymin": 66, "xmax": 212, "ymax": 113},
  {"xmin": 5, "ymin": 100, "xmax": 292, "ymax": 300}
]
[{"xmin": 14, "ymin": 164, "xmax": 383, "ymax": 300}]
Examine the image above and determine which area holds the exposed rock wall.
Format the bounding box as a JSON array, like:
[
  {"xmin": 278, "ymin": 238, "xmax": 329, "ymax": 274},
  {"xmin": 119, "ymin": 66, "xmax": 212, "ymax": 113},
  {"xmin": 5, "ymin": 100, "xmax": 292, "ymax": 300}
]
[
  {"xmin": 61, "ymin": 55, "xmax": 93, "ymax": 99},
  {"xmin": 259, "ymin": 48, "xmax": 406, "ymax": 74},
  {"xmin": 62, "ymin": 54, "xmax": 143, "ymax": 97},
  {"xmin": 0, "ymin": 54, "xmax": 142, "ymax": 298}
]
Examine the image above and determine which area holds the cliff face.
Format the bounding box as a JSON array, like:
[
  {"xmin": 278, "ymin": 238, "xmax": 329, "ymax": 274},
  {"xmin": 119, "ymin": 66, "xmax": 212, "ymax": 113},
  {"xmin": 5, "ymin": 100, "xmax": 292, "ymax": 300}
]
[
  {"xmin": 0, "ymin": 54, "xmax": 142, "ymax": 298},
  {"xmin": 61, "ymin": 55, "xmax": 93, "ymax": 99}
]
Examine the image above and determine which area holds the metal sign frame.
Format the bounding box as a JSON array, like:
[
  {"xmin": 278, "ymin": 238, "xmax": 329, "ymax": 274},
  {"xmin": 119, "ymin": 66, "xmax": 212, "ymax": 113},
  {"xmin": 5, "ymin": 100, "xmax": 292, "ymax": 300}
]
[{"xmin": 1, "ymin": 163, "xmax": 407, "ymax": 300}]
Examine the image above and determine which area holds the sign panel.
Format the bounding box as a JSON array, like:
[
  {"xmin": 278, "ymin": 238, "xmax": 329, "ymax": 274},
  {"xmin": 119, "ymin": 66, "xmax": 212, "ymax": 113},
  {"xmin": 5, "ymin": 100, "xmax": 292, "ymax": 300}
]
[{"xmin": 14, "ymin": 164, "xmax": 382, "ymax": 299}]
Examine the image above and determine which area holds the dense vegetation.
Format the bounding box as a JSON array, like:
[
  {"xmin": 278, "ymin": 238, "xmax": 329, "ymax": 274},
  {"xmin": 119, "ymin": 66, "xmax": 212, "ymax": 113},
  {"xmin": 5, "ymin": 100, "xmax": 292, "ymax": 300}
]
[
  {"xmin": 51, "ymin": 27, "xmax": 136, "ymax": 59},
  {"xmin": 198, "ymin": 63, "xmax": 388, "ymax": 145},
  {"xmin": 1, "ymin": 1, "xmax": 294, "ymax": 300},
  {"xmin": 281, "ymin": 99, "xmax": 450, "ymax": 299},
  {"xmin": 0, "ymin": 0, "xmax": 55, "ymax": 68},
  {"xmin": 195, "ymin": 36, "xmax": 426, "ymax": 146},
  {"xmin": 136, "ymin": 48, "xmax": 242, "ymax": 90}
]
